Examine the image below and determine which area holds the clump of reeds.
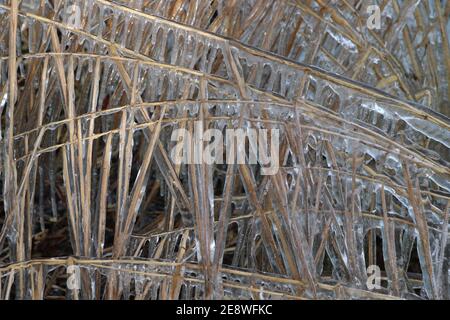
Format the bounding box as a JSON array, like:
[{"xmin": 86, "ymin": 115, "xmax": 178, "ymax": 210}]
[{"xmin": 0, "ymin": 0, "xmax": 449, "ymax": 300}]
